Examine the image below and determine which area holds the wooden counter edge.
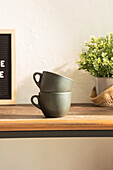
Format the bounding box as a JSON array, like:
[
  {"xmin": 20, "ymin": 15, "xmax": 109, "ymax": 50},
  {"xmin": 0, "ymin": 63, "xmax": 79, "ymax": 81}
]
[{"xmin": 0, "ymin": 122, "xmax": 113, "ymax": 131}]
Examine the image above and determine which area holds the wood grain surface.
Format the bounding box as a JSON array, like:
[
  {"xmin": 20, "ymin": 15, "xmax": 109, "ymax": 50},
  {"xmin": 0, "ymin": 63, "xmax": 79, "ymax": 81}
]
[{"xmin": 0, "ymin": 104, "xmax": 113, "ymax": 131}]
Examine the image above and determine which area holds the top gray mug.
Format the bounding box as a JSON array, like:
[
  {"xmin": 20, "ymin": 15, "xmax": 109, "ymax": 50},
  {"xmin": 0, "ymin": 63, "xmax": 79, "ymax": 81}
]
[{"xmin": 33, "ymin": 71, "xmax": 74, "ymax": 92}]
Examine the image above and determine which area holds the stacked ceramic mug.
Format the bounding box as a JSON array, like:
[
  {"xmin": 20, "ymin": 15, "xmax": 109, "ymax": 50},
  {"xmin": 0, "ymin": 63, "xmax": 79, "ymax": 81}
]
[{"xmin": 31, "ymin": 71, "xmax": 74, "ymax": 118}]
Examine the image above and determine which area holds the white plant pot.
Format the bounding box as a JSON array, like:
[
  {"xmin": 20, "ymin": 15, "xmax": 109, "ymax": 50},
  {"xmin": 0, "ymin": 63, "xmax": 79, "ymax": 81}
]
[{"xmin": 95, "ymin": 77, "xmax": 113, "ymax": 96}]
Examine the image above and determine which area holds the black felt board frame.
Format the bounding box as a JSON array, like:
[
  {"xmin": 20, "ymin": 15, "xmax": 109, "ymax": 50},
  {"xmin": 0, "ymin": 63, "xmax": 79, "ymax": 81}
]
[{"xmin": 0, "ymin": 30, "xmax": 16, "ymax": 104}]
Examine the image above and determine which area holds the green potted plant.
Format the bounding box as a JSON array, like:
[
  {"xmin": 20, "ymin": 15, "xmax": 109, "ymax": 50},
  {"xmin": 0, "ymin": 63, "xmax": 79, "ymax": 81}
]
[{"xmin": 77, "ymin": 33, "xmax": 113, "ymax": 95}]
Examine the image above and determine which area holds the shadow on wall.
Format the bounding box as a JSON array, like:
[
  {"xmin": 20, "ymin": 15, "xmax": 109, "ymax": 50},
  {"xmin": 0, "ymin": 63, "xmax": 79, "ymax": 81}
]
[
  {"xmin": 54, "ymin": 64, "xmax": 95, "ymax": 103},
  {"xmin": 17, "ymin": 74, "xmax": 40, "ymax": 104}
]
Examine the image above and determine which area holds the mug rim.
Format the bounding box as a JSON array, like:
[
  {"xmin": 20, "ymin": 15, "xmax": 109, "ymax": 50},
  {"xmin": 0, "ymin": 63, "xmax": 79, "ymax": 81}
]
[
  {"xmin": 39, "ymin": 91, "xmax": 71, "ymax": 94},
  {"xmin": 43, "ymin": 71, "xmax": 74, "ymax": 82}
]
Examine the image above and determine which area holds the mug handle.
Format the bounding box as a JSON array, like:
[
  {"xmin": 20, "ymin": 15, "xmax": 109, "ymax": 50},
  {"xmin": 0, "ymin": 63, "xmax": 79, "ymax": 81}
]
[
  {"xmin": 33, "ymin": 72, "xmax": 42, "ymax": 87},
  {"xmin": 31, "ymin": 95, "xmax": 41, "ymax": 110}
]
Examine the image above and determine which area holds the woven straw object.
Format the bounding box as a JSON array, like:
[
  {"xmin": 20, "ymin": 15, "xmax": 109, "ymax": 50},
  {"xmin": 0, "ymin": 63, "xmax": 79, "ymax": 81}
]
[{"xmin": 90, "ymin": 85, "xmax": 113, "ymax": 107}]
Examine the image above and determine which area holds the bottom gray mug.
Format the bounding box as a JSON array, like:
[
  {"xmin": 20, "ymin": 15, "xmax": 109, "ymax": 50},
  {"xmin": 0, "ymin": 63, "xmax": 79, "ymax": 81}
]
[{"xmin": 31, "ymin": 92, "xmax": 71, "ymax": 118}]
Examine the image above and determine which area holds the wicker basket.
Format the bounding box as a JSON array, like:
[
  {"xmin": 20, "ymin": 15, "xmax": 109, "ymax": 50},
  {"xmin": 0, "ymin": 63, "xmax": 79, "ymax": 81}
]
[{"xmin": 90, "ymin": 85, "xmax": 113, "ymax": 107}]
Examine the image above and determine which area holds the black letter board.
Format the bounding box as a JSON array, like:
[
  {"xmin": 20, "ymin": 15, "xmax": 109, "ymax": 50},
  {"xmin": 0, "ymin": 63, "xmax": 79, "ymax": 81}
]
[{"xmin": 0, "ymin": 30, "xmax": 16, "ymax": 104}]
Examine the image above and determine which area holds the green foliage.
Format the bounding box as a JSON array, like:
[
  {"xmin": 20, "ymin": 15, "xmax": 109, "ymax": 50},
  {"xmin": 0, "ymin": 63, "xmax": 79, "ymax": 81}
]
[{"xmin": 77, "ymin": 33, "xmax": 113, "ymax": 77}]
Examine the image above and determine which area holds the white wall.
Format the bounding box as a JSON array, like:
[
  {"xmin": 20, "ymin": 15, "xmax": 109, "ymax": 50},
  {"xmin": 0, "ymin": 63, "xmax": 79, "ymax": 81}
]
[{"xmin": 0, "ymin": 0, "xmax": 112, "ymax": 103}]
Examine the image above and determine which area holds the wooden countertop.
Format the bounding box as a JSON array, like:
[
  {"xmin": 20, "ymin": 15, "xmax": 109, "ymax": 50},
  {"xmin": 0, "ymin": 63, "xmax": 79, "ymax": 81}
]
[{"xmin": 0, "ymin": 104, "xmax": 113, "ymax": 131}]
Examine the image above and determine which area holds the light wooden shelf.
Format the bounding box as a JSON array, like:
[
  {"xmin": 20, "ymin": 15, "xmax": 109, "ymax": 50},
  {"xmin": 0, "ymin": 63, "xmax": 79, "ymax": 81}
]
[{"xmin": 0, "ymin": 104, "xmax": 113, "ymax": 131}]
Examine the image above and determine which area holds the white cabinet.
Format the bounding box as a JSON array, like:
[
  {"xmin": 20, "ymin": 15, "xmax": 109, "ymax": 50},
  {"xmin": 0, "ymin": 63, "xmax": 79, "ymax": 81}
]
[{"xmin": 0, "ymin": 138, "xmax": 113, "ymax": 170}]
